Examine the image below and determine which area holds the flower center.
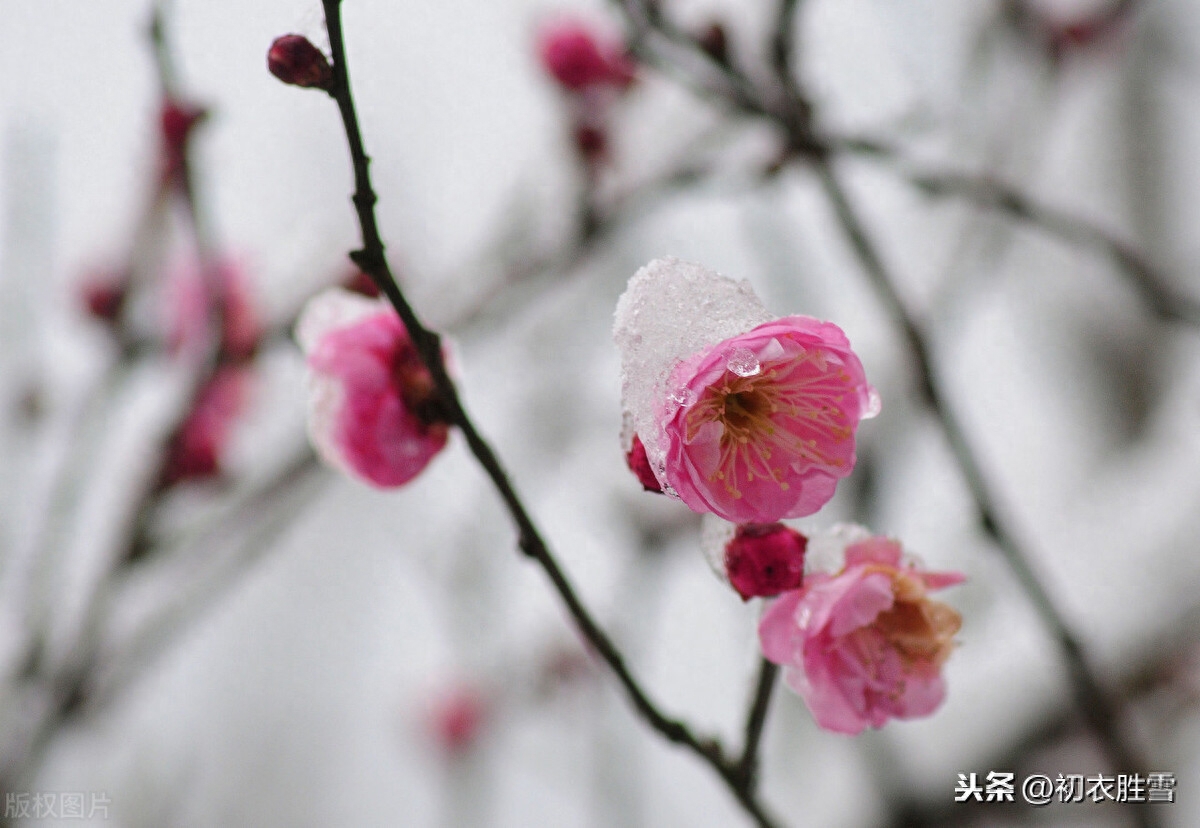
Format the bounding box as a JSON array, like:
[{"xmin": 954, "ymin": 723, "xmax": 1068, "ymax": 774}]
[{"xmin": 682, "ymin": 348, "xmax": 856, "ymax": 500}]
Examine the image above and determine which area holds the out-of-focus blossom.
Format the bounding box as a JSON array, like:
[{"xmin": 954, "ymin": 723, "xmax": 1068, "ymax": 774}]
[
  {"xmin": 614, "ymin": 258, "xmax": 876, "ymax": 525},
  {"xmin": 758, "ymin": 529, "xmax": 964, "ymax": 734},
  {"xmin": 78, "ymin": 269, "xmax": 129, "ymax": 325},
  {"xmin": 537, "ymin": 19, "xmax": 636, "ymax": 93},
  {"xmin": 160, "ymin": 366, "xmax": 252, "ymax": 487},
  {"xmin": 267, "ymin": 34, "xmax": 334, "ymax": 90},
  {"xmin": 296, "ymin": 288, "xmax": 449, "ymax": 488},
  {"xmin": 168, "ymin": 257, "xmax": 262, "ymax": 362},
  {"xmin": 723, "ymin": 522, "xmax": 807, "ymax": 601},
  {"xmin": 427, "ymin": 685, "xmax": 488, "ymax": 755},
  {"xmin": 159, "ymin": 98, "xmax": 207, "ymax": 186}
]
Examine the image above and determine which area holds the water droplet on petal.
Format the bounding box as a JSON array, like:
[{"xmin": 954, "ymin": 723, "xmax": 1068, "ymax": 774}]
[
  {"xmin": 726, "ymin": 346, "xmax": 761, "ymax": 377},
  {"xmin": 668, "ymin": 387, "xmax": 697, "ymax": 408},
  {"xmin": 860, "ymin": 387, "xmax": 882, "ymax": 420}
]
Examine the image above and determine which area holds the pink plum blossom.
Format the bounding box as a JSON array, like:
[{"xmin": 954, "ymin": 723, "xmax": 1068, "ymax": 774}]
[
  {"xmin": 537, "ymin": 19, "xmax": 635, "ymax": 93},
  {"xmin": 662, "ymin": 316, "xmax": 874, "ymax": 523},
  {"xmin": 614, "ymin": 259, "xmax": 876, "ymax": 524},
  {"xmin": 758, "ymin": 531, "xmax": 964, "ymax": 734},
  {"xmin": 296, "ymin": 288, "xmax": 449, "ymax": 488},
  {"xmin": 160, "ymin": 366, "xmax": 252, "ymax": 487}
]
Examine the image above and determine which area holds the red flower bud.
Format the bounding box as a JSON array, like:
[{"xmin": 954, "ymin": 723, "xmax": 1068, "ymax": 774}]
[
  {"xmin": 268, "ymin": 35, "xmax": 334, "ymax": 90},
  {"xmin": 573, "ymin": 123, "xmax": 608, "ymax": 163},
  {"xmin": 696, "ymin": 22, "xmax": 729, "ymax": 65},
  {"xmin": 429, "ymin": 686, "xmax": 487, "ymax": 755},
  {"xmin": 625, "ymin": 434, "xmax": 663, "ymax": 493},
  {"xmin": 342, "ymin": 269, "xmax": 381, "ymax": 298},
  {"xmin": 725, "ymin": 522, "xmax": 807, "ymax": 601}
]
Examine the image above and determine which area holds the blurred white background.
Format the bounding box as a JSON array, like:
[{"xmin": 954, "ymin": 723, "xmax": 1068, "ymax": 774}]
[{"xmin": 2, "ymin": 1, "xmax": 1200, "ymax": 826}]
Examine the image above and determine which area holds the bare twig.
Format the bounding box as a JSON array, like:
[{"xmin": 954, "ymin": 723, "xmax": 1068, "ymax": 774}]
[
  {"xmin": 316, "ymin": 2, "xmax": 781, "ymax": 825},
  {"xmin": 734, "ymin": 658, "xmax": 779, "ymax": 788}
]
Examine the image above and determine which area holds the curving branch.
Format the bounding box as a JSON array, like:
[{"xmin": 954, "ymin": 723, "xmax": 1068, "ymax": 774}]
[{"xmin": 314, "ymin": 2, "xmax": 783, "ymax": 825}]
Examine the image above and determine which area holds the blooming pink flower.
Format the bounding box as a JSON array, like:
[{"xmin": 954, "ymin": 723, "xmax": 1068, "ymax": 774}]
[
  {"xmin": 537, "ymin": 19, "xmax": 636, "ymax": 93},
  {"xmin": 724, "ymin": 522, "xmax": 807, "ymax": 601},
  {"xmin": 660, "ymin": 316, "xmax": 874, "ymax": 523},
  {"xmin": 758, "ymin": 532, "xmax": 964, "ymax": 734},
  {"xmin": 160, "ymin": 366, "xmax": 252, "ymax": 487},
  {"xmin": 297, "ymin": 289, "xmax": 449, "ymax": 488}
]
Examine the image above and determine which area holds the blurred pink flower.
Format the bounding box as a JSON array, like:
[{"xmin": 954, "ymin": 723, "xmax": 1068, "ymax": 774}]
[
  {"xmin": 160, "ymin": 366, "xmax": 252, "ymax": 487},
  {"xmin": 297, "ymin": 289, "xmax": 449, "ymax": 488},
  {"xmin": 537, "ymin": 19, "xmax": 635, "ymax": 93},
  {"xmin": 759, "ymin": 533, "xmax": 964, "ymax": 734},
  {"xmin": 724, "ymin": 522, "xmax": 807, "ymax": 601},
  {"xmin": 660, "ymin": 316, "xmax": 874, "ymax": 524},
  {"xmin": 427, "ymin": 685, "xmax": 488, "ymax": 756},
  {"xmin": 168, "ymin": 257, "xmax": 261, "ymax": 362}
]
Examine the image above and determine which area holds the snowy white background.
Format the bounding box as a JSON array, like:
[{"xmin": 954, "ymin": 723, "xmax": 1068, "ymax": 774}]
[{"xmin": 2, "ymin": 0, "xmax": 1200, "ymax": 826}]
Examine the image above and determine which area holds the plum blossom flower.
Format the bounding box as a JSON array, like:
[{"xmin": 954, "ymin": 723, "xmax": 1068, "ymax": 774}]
[
  {"xmin": 614, "ymin": 258, "xmax": 876, "ymax": 524},
  {"xmin": 537, "ymin": 19, "xmax": 635, "ymax": 93},
  {"xmin": 758, "ymin": 528, "xmax": 964, "ymax": 734},
  {"xmin": 160, "ymin": 366, "xmax": 252, "ymax": 487},
  {"xmin": 296, "ymin": 288, "xmax": 449, "ymax": 488}
]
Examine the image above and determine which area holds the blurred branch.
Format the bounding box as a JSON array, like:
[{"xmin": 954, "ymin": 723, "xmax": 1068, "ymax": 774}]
[
  {"xmin": 811, "ymin": 158, "xmax": 1154, "ymax": 810},
  {"xmin": 316, "ymin": 2, "xmax": 781, "ymax": 826},
  {"xmin": 846, "ymin": 154, "xmax": 1200, "ymax": 327},
  {"xmin": 614, "ymin": 2, "xmax": 1159, "ymax": 818},
  {"xmin": 733, "ymin": 658, "xmax": 779, "ymax": 788}
]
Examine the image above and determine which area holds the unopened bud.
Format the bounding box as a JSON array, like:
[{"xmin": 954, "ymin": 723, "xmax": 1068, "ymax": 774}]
[
  {"xmin": 696, "ymin": 22, "xmax": 729, "ymax": 65},
  {"xmin": 625, "ymin": 434, "xmax": 663, "ymax": 493},
  {"xmin": 724, "ymin": 522, "xmax": 806, "ymax": 601},
  {"xmin": 268, "ymin": 34, "xmax": 334, "ymax": 90}
]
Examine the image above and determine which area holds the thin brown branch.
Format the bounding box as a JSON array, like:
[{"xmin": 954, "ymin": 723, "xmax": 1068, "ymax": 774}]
[
  {"xmin": 316, "ymin": 2, "xmax": 781, "ymax": 825},
  {"xmin": 733, "ymin": 658, "xmax": 779, "ymax": 789}
]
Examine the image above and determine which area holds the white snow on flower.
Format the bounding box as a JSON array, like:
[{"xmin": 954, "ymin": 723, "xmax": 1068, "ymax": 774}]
[{"xmin": 612, "ymin": 257, "xmax": 772, "ymax": 495}]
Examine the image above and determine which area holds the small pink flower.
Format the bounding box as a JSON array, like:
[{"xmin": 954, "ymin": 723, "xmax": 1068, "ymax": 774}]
[
  {"xmin": 661, "ymin": 316, "xmax": 874, "ymax": 523},
  {"xmin": 759, "ymin": 531, "xmax": 964, "ymax": 734},
  {"xmin": 296, "ymin": 289, "xmax": 449, "ymax": 488},
  {"xmin": 537, "ymin": 19, "xmax": 636, "ymax": 93},
  {"xmin": 614, "ymin": 258, "xmax": 877, "ymax": 524},
  {"xmin": 724, "ymin": 523, "xmax": 807, "ymax": 601},
  {"xmin": 160, "ymin": 366, "xmax": 252, "ymax": 487}
]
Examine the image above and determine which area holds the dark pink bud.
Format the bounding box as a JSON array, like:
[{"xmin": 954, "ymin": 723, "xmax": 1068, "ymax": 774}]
[
  {"xmin": 79, "ymin": 271, "xmax": 128, "ymax": 324},
  {"xmin": 696, "ymin": 22, "xmax": 729, "ymax": 65},
  {"xmin": 342, "ymin": 269, "xmax": 381, "ymax": 298},
  {"xmin": 160, "ymin": 98, "xmax": 206, "ymax": 184},
  {"xmin": 725, "ymin": 523, "xmax": 807, "ymax": 601},
  {"xmin": 573, "ymin": 123, "xmax": 608, "ymax": 162},
  {"xmin": 625, "ymin": 434, "xmax": 662, "ymax": 493},
  {"xmin": 538, "ymin": 20, "xmax": 635, "ymax": 92},
  {"xmin": 159, "ymin": 367, "xmax": 251, "ymax": 488},
  {"xmin": 430, "ymin": 687, "xmax": 487, "ymax": 755},
  {"xmin": 268, "ymin": 34, "xmax": 334, "ymax": 90}
]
